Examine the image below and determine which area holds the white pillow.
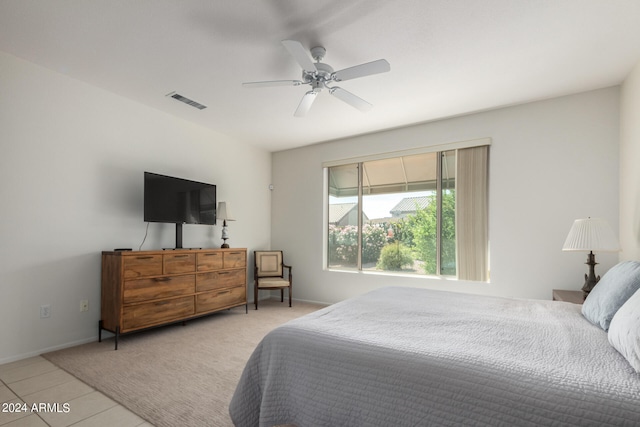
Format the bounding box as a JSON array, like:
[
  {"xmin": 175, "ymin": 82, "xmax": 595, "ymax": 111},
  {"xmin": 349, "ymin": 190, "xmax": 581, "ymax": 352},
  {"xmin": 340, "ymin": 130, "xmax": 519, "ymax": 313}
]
[
  {"xmin": 608, "ymin": 288, "xmax": 640, "ymax": 372},
  {"xmin": 581, "ymin": 261, "xmax": 640, "ymax": 331}
]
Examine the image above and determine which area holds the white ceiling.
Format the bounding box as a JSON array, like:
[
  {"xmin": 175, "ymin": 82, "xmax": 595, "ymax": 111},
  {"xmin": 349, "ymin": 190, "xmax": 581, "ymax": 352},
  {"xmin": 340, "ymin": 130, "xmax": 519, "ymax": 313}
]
[{"xmin": 2, "ymin": 0, "xmax": 640, "ymax": 152}]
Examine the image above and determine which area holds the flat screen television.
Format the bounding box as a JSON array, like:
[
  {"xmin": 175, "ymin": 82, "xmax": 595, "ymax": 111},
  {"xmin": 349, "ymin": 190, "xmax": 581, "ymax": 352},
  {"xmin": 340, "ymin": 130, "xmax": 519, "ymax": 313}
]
[{"xmin": 144, "ymin": 172, "xmax": 216, "ymax": 248}]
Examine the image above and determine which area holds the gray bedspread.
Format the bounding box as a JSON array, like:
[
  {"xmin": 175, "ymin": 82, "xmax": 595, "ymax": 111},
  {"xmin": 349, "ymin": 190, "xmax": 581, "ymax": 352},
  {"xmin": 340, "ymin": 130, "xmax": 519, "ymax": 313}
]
[{"xmin": 229, "ymin": 287, "xmax": 640, "ymax": 426}]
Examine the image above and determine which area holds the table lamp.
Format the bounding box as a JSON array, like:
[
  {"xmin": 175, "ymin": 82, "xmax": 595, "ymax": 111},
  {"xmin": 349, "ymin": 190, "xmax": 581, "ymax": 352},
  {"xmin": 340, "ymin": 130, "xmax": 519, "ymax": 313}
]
[
  {"xmin": 562, "ymin": 217, "xmax": 620, "ymax": 297},
  {"xmin": 217, "ymin": 201, "xmax": 235, "ymax": 248}
]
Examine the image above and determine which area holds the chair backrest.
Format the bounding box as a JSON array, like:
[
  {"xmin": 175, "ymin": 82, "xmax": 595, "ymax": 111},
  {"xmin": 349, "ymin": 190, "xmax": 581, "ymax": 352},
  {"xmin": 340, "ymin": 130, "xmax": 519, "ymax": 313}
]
[{"xmin": 255, "ymin": 251, "xmax": 283, "ymax": 277}]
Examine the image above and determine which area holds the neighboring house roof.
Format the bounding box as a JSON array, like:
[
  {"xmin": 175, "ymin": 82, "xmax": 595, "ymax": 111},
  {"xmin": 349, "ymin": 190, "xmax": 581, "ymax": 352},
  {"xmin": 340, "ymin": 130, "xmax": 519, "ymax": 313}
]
[
  {"xmin": 390, "ymin": 196, "xmax": 431, "ymax": 216},
  {"xmin": 329, "ymin": 203, "xmax": 357, "ymax": 224},
  {"xmin": 329, "ymin": 203, "xmax": 369, "ymax": 225}
]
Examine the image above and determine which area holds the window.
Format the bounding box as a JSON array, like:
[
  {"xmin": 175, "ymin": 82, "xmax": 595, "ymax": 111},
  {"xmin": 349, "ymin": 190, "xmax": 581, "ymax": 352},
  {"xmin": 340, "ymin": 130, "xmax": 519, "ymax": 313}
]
[{"xmin": 326, "ymin": 144, "xmax": 489, "ymax": 281}]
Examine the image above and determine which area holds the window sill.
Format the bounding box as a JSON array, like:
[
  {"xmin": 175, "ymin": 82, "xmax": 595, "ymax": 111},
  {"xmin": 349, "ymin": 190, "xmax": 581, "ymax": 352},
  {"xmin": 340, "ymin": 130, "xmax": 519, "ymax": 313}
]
[{"xmin": 326, "ymin": 267, "xmax": 457, "ymax": 280}]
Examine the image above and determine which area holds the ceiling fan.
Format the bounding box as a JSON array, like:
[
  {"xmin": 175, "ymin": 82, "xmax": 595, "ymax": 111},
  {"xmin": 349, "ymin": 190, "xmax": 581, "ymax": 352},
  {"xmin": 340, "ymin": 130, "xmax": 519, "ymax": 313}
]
[{"xmin": 243, "ymin": 40, "xmax": 390, "ymax": 117}]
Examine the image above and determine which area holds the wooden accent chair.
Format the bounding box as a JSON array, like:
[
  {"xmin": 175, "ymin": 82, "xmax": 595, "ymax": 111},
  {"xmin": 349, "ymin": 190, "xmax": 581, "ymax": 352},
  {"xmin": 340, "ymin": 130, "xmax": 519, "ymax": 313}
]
[{"xmin": 254, "ymin": 250, "xmax": 292, "ymax": 310}]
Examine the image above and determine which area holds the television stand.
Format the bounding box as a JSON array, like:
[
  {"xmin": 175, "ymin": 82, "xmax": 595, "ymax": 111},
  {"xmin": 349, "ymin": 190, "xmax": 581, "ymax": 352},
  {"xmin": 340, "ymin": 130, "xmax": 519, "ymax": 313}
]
[{"xmin": 99, "ymin": 248, "xmax": 248, "ymax": 349}]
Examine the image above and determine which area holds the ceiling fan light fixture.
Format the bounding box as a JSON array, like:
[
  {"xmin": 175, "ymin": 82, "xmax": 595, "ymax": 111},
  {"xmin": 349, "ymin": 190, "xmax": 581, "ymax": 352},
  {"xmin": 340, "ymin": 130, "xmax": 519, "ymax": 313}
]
[{"xmin": 243, "ymin": 40, "xmax": 390, "ymax": 116}]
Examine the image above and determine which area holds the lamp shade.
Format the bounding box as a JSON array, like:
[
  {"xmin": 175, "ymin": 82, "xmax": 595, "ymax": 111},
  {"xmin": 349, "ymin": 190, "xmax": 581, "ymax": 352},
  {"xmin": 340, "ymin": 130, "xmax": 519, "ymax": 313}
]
[
  {"xmin": 562, "ymin": 218, "xmax": 620, "ymax": 252},
  {"xmin": 217, "ymin": 202, "xmax": 235, "ymax": 222}
]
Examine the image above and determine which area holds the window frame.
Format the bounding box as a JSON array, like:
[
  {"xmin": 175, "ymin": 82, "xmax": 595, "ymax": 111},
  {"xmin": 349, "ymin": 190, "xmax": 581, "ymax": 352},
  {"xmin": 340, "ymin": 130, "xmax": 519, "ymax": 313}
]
[{"xmin": 323, "ymin": 138, "xmax": 490, "ymax": 277}]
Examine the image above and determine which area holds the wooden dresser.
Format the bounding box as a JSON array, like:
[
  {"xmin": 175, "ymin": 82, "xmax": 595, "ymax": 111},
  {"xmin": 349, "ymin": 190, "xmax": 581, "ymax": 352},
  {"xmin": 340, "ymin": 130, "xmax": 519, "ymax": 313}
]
[{"xmin": 100, "ymin": 248, "xmax": 247, "ymax": 349}]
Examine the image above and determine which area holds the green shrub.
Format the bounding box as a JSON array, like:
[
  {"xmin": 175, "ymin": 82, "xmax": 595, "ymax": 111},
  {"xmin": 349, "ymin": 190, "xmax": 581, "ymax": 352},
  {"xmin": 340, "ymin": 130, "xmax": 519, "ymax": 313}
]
[
  {"xmin": 406, "ymin": 191, "xmax": 456, "ymax": 275},
  {"xmin": 376, "ymin": 242, "xmax": 414, "ymax": 271}
]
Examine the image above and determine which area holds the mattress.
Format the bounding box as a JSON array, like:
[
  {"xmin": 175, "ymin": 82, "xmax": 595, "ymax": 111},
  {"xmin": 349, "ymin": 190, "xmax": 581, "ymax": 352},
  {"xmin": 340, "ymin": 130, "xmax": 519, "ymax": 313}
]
[{"xmin": 229, "ymin": 286, "xmax": 640, "ymax": 426}]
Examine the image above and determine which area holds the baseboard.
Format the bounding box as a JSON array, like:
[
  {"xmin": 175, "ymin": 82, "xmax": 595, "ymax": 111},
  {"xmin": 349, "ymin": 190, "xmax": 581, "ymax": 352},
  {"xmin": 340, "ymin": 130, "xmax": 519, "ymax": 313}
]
[
  {"xmin": 289, "ymin": 297, "xmax": 331, "ymax": 306},
  {"xmin": 263, "ymin": 295, "xmax": 330, "ymax": 306},
  {"xmin": 2, "ymin": 297, "xmax": 329, "ymax": 366},
  {"xmin": 0, "ymin": 336, "xmax": 98, "ymax": 365}
]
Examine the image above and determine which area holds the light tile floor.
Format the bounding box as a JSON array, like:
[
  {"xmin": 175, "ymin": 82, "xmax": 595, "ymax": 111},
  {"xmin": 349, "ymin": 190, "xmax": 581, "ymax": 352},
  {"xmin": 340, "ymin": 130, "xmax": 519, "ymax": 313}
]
[{"xmin": 0, "ymin": 356, "xmax": 152, "ymax": 427}]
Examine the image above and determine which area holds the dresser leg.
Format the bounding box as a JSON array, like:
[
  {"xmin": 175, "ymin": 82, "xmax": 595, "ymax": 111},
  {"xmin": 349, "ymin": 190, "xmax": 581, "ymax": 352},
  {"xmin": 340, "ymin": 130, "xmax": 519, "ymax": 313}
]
[
  {"xmin": 114, "ymin": 326, "xmax": 120, "ymax": 351},
  {"xmin": 98, "ymin": 320, "xmax": 103, "ymax": 342}
]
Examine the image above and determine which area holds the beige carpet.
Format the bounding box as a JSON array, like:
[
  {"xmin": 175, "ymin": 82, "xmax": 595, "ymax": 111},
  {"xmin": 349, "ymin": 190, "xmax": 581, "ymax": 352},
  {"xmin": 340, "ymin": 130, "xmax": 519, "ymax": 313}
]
[{"xmin": 43, "ymin": 299, "xmax": 325, "ymax": 427}]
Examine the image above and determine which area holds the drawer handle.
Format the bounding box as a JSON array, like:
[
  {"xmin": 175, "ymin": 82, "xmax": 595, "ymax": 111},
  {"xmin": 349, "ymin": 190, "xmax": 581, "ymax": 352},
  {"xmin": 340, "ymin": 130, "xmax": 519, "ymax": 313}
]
[
  {"xmin": 203, "ymin": 253, "xmax": 219, "ymax": 257},
  {"xmin": 229, "ymin": 252, "xmax": 241, "ymax": 255},
  {"xmin": 154, "ymin": 277, "xmax": 171, "ymax": 282},
  {"xmin": 173, "ymin": 255, "xmax": 189, "ymax": 258},
  {"xmin": 136, "ymin": 256, "xmax": 154, "ymax": 260},
  {"xmin": 219, "ymin": 272, "xmax": 229, "ymax": 275},
  {"xmin": 217, "ymin": 290, "xmax": 230, "ymax": 295},
  {"xmin": 156, "ymin": 300, "xmax": 171, "ymax": 306}
]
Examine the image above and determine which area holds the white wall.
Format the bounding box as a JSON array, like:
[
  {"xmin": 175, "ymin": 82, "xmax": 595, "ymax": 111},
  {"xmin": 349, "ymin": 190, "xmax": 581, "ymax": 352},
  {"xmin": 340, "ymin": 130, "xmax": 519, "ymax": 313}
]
[
  {"xmin": 0, "ymin": 52, "xmax": 272, "ymax": 363},
  {"xmin": 620, "ymin": 59, "xmax": 640, "ymax": 260},
  {"xmin": 272, "ymin": 88, "xmax": 620, "ymax": 304}
]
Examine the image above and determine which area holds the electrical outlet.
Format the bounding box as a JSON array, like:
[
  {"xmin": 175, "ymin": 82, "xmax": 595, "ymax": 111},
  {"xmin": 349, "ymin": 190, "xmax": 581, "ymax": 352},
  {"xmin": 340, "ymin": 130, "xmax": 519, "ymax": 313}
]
[
  {"xmin": 80, "ymin": 299, "xmax": 89, "ymax": 312},
  {"xmin": 40, "ymin": 304, "xmax": 51, "ymax": 319}
]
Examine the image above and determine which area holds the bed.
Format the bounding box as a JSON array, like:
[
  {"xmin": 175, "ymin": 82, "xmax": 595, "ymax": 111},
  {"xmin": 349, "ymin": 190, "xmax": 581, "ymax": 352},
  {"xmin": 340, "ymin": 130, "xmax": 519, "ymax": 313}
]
[{"xmin": 229, "ymin": 286, "xmax": 640, "ymax": 426}]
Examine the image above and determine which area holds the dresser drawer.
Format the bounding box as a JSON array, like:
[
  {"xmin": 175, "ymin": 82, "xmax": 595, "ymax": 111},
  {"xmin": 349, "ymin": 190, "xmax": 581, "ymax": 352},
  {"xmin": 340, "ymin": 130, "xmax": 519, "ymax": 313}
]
[
  {"xmin": 196, "ymin": 269, "xmax": 246, "ymax": 292},
  {"xmin": 197, "ymin": 251, "xmax": 223, "ymax": 271},
  {"xmin": 123, "ymin": 275, "xmax": 195, "ymax": 304},
  {"xmin": 163, "ymin": 253, "xmax": 196, "ymax": 274},
  {"xmin": 196, "ymin": 287, "xmax": 245, "ymax": 313},
  {"xmin": 123, "ymin": 254, "xmax": 163, "ymax": 279},
  {"xmin": 223, "ymin": 251, "xmax": 246, "ymax": 269},
  {"xmin": 122, "ymin": 296, "xmax": 194, "ymax": 331}
]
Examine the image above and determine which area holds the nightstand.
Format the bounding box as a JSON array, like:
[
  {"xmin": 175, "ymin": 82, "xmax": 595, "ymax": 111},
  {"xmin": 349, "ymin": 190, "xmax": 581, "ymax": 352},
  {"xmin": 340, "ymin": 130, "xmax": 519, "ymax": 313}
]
[{"xmin": 552, "ymin": 289, "xmax": 585, "ymax": 304}]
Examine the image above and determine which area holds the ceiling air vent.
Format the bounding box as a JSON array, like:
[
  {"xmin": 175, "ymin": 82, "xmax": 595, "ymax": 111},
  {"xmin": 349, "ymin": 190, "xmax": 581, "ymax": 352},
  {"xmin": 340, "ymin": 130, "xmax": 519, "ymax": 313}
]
[{"xmin": 166, "ymin": 92, "xmax": 207, "ymax": 110}]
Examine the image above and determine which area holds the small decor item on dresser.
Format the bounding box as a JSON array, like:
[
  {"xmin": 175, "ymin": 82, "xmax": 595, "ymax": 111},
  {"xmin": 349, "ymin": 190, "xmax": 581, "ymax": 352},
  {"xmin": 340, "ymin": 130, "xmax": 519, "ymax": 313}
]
[
  {"xmin": 562, "ymin": 217, "xmax": 620, "ymax": 297},
  {"xmin": 217, "ymin": 201, "xmax": 235, "ymax": 248}
]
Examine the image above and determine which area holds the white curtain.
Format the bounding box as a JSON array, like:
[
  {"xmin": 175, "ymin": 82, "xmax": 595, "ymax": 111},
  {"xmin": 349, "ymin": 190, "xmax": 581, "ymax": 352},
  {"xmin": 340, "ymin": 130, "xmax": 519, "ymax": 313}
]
[{"xmin": 456, "ymin": 145, "xmax": 489, "ymax": 281}]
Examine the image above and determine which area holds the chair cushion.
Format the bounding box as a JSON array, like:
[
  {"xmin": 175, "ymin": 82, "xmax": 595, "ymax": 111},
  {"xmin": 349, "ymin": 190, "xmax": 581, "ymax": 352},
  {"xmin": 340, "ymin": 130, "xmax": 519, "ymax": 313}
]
[{"xmin": 257, "ymin": 277, "xmax": 290, "ymax": 288}]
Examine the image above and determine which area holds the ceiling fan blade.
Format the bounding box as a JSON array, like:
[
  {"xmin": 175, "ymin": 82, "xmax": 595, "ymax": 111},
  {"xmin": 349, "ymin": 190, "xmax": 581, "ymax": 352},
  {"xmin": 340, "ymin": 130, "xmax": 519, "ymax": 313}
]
[
  {"xmin": 294, "ymin": 91, "xmax": 318, "ymax": 117},
  {"xmin": 282, "ymin": 40, "xmax": 317, "ymax": 73},
  {"xmin": 333, "ymin": 59, "xmax": 390, "ymax": 82},
  {"xmin": 243, "ymin": 80, "xmax": 303, "ymax": 88},
  {"xmin": 330, "ymin": 87, "xmax": 373, "ymax": 112}
]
